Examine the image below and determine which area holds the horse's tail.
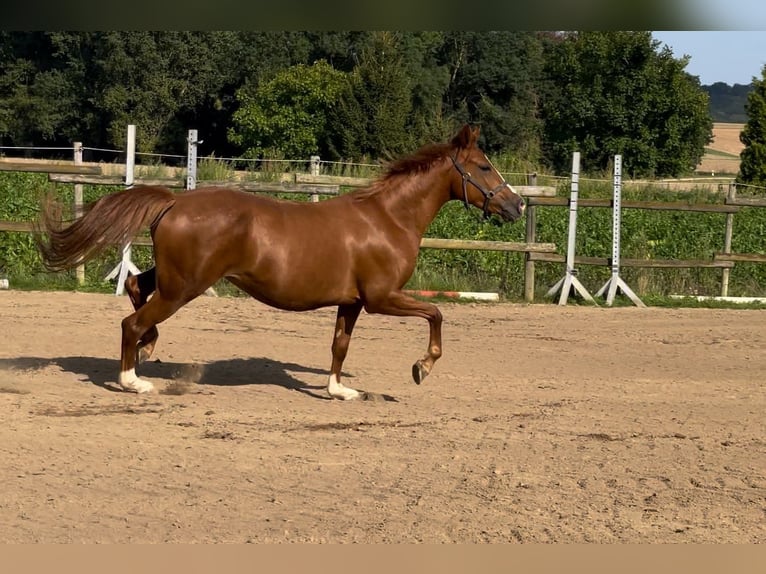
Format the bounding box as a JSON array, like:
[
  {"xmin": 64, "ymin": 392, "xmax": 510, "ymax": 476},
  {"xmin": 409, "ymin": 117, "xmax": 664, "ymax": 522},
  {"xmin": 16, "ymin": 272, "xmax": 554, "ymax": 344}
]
[{"xmin": 35, "ymin": 185, "xmax": 177, "ymax": 271}]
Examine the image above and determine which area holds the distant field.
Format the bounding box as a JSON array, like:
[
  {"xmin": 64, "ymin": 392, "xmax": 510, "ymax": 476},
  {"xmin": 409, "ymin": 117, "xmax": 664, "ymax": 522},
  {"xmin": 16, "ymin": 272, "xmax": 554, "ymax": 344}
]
[{"xmin": 696, "ymin": 122, "xmax": 744, "ymax": 175}]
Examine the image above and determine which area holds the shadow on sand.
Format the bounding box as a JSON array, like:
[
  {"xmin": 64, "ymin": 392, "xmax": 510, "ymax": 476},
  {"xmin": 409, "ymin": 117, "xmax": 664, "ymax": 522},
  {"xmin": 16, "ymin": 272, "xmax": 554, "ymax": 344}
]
[{"xmin": 0, "ymin": 355, "xmax": 397, "ymax": 402}]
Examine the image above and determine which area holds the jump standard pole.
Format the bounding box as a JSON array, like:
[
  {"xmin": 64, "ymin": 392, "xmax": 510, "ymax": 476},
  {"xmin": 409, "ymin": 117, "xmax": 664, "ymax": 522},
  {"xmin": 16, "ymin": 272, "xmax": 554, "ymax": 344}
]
[
  {"xmin": 546, "ymin": 151, "xmax": 596, "ymax": 306},
  {"xmin": 595, "ymin": 154, "xmax": 645, "ymax": 308}
]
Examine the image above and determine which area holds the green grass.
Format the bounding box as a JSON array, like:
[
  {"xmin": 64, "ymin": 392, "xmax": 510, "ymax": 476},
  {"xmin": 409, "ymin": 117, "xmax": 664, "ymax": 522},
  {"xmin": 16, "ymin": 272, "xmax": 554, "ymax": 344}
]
[{"xmin": 703, "ymin": 148, "xmax": 740, "ymax": 159}]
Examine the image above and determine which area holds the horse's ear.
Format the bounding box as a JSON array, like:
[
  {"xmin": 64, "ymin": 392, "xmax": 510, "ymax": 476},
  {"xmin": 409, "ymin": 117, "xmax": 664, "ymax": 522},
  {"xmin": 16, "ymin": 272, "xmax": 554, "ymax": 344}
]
[
  {"xmin": 452, "ymin": 124, "xmax": 478, "ymax": 149},
  {"xmin": 471, "ymin": 125, "xmax": 480, "ymax": 143}
]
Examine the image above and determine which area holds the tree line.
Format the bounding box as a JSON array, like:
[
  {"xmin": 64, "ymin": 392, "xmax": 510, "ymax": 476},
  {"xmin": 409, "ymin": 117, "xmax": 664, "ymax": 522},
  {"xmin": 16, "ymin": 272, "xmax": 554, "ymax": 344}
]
[
  {"xmin": 0, "ymin": 31, "xmax": 717, "ymax": 178},
  {"xmin": 704, "ymin": 83, "xmax": 753, "ymax": 123}
]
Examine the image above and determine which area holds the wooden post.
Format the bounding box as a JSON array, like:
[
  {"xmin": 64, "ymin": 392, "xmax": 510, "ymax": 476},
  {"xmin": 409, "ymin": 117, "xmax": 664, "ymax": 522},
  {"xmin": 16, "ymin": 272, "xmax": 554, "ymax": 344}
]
[
  {"xmin": 73, "ymin": 142, "xmax": 85, "ymax": 285},
  {"xmin": 721, "ymin": 183, "xmax": 736, "ymax": 297},
  {"xmin": 310, "ymin": 156, "xmax": 320, "ymax": 203},
  {"xmin": 524, "ymin": 173, "xmax": 537, "ymax": 302}
]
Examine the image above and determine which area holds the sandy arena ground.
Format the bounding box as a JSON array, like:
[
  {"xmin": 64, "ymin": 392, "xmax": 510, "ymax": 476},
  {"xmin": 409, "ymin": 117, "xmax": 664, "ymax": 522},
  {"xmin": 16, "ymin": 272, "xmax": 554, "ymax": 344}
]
[{"xmin": 0, "ymin": 290, "xmax": 764, "ymax": 543}]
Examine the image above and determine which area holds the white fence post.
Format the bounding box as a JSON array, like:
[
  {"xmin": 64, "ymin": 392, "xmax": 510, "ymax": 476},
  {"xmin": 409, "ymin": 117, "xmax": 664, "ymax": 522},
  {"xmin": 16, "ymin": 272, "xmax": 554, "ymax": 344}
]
[
  {"xmin": 187, "ymin": 129, "xmax": 198, "ymax": 190},
  {"xmin": 187, "ymin": 129, "xmax": 217, "ymax": 297},
  {"xmin": 104, "ymin": 124, "xmax": 140, "ymax": 295}
]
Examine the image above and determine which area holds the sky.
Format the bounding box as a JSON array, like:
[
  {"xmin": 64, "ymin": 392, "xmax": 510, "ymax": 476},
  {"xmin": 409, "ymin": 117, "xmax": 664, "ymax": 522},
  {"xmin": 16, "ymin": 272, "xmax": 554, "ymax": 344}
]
[
  {"xmin": 654, "ymin": 0, "xmax": 766, "ymax": 86},
  {"xmin": 680, "ymin": 0, "xmax": 766, "ymax": 30},
  {"xmin": 653, "ymin": 31, "xmax": 766, "ymax": 86}
]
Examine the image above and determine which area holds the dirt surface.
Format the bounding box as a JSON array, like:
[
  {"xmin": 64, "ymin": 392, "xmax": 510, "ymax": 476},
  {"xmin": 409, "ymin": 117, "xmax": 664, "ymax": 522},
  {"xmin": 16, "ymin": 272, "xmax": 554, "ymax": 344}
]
[
  {"xmin": 709, "ymin": 123, "xmax": 745, "ymax": 156},
  {"xmin": 0, "ymin": 290, "xmax": 764, "ymax": 543}
]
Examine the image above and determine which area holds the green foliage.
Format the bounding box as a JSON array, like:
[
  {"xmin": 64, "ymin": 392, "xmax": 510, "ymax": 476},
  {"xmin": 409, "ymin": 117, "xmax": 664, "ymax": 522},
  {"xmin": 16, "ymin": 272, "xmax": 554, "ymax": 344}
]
[
  {"xmin": 229, "ymin": 60, "xmax": 348, "ymax": 159},
  {"xmin": 0, "ymin": 33, "xmax": 81, "ymax": 145},
  {"xmin": 703, "ymin": 82, "xmax": 752, "ymax": 123},
  {"xmin": 0, "ymin": 172, "xmax": 50, "ymax": 276},
  {"xmin": 1, "ymin": 31, "xmax": 753, "ymax": 299},
  {"xmin": 440, "ymin": 31, "xmax": 545, "ymax": 161},
  {"xmin": 197, "ymin": 155, "xmax": 236, "ymax": 182},
  {"xmin": 1, "ymin": 31, "xmax": 714, "ymax": 176},
  {"xmin": 540, "ymin": 31, "xmax": 713, "ymax": 178},
  {"xmin": 737, "ymin": 64, "xmax": 766, "ymax": 188},
  {"xmin": 411, "ymin": 179, "xmax": 766, "ymax": 300},
  {"xmin": 326, "ymin": 32, "xmax": 417, "ymax": 161}
]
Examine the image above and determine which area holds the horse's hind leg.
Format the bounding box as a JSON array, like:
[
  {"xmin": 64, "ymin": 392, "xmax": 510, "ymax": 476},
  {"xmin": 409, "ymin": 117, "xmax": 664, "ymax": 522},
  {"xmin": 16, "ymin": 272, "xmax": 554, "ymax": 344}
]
[
  {"xmin": 118, "ymin": 290, "xmax": 184, "ymax": 393},
  {"xmin": 125, "ymin": 268, "xmax": 159, "ymax": 363}
]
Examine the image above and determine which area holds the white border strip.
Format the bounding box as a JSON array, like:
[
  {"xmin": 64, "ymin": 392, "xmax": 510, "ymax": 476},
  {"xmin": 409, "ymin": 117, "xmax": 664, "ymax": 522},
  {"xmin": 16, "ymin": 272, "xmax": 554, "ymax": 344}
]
[
  {"xmin": 404, "ymin": 290, "xmax": 500, "ymax": 301},
  {"xmin": 670, "ymin": 295, "xmax": 766, "ymax": 304}
]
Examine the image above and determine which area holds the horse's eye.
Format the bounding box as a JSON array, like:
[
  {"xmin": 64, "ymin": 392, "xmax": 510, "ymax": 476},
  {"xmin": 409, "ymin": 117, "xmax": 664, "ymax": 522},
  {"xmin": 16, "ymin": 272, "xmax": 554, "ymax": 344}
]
[{"xmin": 479, "ymin": 165, "xmax": 491, "ymax": 172}]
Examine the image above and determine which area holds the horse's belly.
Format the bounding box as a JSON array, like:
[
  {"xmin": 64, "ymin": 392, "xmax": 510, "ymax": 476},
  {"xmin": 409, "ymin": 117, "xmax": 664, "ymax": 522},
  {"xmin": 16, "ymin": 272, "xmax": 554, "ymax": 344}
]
[{"xmin": 225, "ymin": 269, "xmax": 359, "ymax": 311}]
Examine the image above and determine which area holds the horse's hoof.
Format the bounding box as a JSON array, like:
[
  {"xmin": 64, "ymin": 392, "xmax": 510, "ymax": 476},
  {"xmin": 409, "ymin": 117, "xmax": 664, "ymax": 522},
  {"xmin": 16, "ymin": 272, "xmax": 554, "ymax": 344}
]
[{"xmin": 412, "ymin": 361, "xmax": 428, "ymax": 385}]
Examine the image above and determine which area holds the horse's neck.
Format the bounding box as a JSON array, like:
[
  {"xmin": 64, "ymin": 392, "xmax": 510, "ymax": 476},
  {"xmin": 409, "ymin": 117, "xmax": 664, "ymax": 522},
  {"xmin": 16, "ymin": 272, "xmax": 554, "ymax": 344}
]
[{"xmin": 376, "ymin": 168, "xmax": 452, "ymax": 237}]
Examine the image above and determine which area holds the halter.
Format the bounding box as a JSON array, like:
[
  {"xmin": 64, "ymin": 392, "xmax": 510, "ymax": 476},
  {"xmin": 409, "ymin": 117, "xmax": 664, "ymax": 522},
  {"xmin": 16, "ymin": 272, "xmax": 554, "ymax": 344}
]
[{"xmin": 450, "ymin": 153, "xmax": 511, "ymax": 219}]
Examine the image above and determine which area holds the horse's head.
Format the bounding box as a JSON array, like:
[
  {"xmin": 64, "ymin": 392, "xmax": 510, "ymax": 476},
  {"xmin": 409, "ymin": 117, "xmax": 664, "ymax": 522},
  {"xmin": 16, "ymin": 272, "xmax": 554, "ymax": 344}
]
[{"xmin": 448, "ymin": 125, "xmax": 525, "ymax": 223}]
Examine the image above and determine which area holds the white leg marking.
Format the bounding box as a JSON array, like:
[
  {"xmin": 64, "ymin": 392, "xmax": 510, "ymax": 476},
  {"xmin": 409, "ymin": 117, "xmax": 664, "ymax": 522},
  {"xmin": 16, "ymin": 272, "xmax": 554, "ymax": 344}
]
[
  {"xmin": 119, "ymin": 368, "xmax": 155, "ymax": 394},
  {"xmin": 327, "ymin": 374, "xmax": 360, "ymax": 401}
]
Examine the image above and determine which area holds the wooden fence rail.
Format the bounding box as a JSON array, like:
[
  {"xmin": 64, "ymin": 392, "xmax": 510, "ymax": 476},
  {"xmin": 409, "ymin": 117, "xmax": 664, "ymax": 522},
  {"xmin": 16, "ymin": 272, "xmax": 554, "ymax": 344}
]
[
  {"xmin": 48, "ymin": 173, "xmax": 341, "ymax": 196},
  {"xmin": 527, "ymin": 196, "xmax": 740, "ymax": 214},
  {"xmin": 528, "ymin": 252, "xmax": 734, "ymax": 268},
  {"xmin": 0, "ymin": 160, "xmax": 101, "ymax": 175}
]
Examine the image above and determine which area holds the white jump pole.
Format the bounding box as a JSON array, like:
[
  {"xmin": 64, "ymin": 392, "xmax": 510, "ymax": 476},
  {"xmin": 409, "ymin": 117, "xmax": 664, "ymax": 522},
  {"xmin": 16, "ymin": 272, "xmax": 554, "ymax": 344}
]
[
  {"xmin": 187, "ymin": 129, "xmax": 217, "ymax": 297},
  {"xmin": 595, "ymin": 155, "xmax": 645, "ymax": 307},
  {"xmin": 104, "ymin": 124, "xmax": 140, "ymax": 295},
  {"xmin": 547, "ymin": 151, "xmax": 596, "ymax": 305}
]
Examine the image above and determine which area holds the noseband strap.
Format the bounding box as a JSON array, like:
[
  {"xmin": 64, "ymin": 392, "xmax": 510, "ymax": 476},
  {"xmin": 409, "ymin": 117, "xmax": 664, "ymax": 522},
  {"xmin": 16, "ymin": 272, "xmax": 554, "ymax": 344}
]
[{"xmin": 450, "ymin": 154, "xmax": 509, "ymax": 219}]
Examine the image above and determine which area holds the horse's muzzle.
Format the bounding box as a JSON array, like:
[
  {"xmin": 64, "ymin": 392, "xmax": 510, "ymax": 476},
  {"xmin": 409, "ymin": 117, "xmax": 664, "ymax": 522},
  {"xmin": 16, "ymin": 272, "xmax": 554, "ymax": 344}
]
[{"xmin": 496, "ymin": 200, "xmax": 525, "ymax": 223}]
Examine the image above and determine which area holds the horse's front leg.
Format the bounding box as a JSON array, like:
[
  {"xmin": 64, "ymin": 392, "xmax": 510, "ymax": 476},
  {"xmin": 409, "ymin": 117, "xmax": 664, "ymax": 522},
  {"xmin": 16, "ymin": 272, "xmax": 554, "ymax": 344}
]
[
  {"xmin": 364, "ymin": 291, "xmax": 443, "ymax": 385},
  {"xmin": 326, "ymin": 301, "xmax": 364, "ymax": 400}
]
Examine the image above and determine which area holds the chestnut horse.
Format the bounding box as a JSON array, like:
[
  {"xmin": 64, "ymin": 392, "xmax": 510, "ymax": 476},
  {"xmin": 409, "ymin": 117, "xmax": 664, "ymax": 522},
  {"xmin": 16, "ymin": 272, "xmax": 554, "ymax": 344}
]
[{"xmin": 36, "ymin": 125, "xmax": 525, "ymax": 400}]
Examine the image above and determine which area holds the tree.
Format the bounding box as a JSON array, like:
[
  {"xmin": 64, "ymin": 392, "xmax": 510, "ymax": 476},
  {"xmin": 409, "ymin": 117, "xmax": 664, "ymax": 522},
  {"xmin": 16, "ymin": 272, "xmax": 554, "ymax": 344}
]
[
  {"xmin": 0, "ymin": 32, "xmax": 83, "ymax": 149},
  {"xmin": 89, "ymin": 32, "xmax": 243, "ymax": 154},
  {"xmin": 704, "ymin": 81, "xmax": 752, "ymax": 123},
  {"xmin": 228, "ymin": 59, "xmax": 347, "ymax": 159},
  {"xmin": 326, "ymin": 32, "xmax": 416, "ymax": 161},
  {"xmin": 396, "ymin": 32, "xmax": 452, "ymax": 144},
  {"xmin": 738, "ymin": 64, "xmax": 766, "ymax": 189},
  {"xmin": 0, "ymin": 32, "xmax": 246, "ymax": 156},
  {"xmin": 540, "ymin": 31, "xmax": 713, "ymax": 178},
  {"xmin": 439, "ymin": 31, "xmax": 545, "ymax": 161}
]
